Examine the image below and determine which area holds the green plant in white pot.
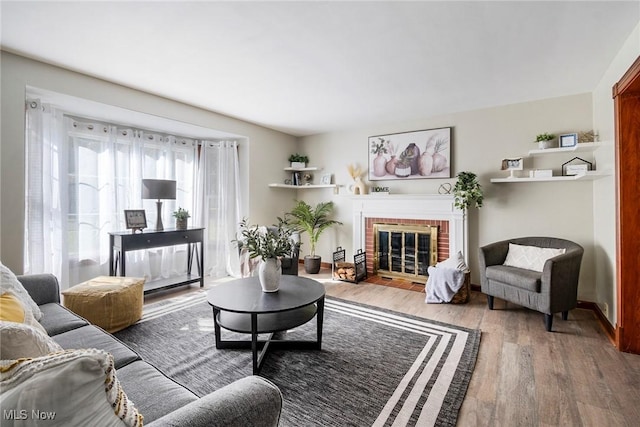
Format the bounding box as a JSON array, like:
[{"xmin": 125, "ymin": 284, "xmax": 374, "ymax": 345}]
[
  {"xmin": 236, "ymin": 218, "xmax": 295, "ymax": 292},
  {"xmin": 453, "ymin": 171, "xmax": 484, "ymax": 210},
  {"xmin": 285, "ymin": 200, "xmax": 342, "ymax": 274},
  {"xmin": 535, "ymin": 133, "xmax": 556, "ymax": 150}
]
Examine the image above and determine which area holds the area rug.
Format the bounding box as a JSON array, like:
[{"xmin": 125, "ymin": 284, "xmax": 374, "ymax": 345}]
[{"xmin": 115, "ymin": 293, "xmax": 480, "ymax": 427}]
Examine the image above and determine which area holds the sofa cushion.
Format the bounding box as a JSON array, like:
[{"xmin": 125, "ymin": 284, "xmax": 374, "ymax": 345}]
[
  {"xmin": 0, "ymin": 321, "xmax": 63, "ymax": 359},
  {"xmin": 1, "ymin": 261, "xmax": 43, "ymax": 320},
  {"xmin": 0, "ymin": 349, "xmax": 142, "ymax": 427},
  {"xmin": 38, "ymin": 302, "xmax": 89, "ymax": 336},
  {"xmin": 486, "ymin": 265, "xmax": 542, "ymax": 292},
  {"xmin": 503, "ymin": 243, "xmax": 566, "ymax": 272},
  {"xmin": 53, "ymin": 325, "xmax": 140, "ymax": 369},
  {"xmin": 117, "ymin": 360, "xmax": 198, "ymax": 423}
]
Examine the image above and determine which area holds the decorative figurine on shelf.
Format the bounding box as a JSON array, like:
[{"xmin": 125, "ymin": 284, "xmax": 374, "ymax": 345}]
[{"xmin": 347, "ymin": 164, "xmax": 367, "ymax": 195}]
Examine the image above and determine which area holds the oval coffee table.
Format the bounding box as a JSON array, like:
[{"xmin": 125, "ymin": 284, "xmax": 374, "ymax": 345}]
[{"xmin": 207, "ymin": 275, "xmax": 325, "ymax": 374}]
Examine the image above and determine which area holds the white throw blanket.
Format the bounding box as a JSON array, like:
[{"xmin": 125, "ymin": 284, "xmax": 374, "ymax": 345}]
[{"xmin": 425, "ymin": 266, "xmax": 465, "ymax": 303}]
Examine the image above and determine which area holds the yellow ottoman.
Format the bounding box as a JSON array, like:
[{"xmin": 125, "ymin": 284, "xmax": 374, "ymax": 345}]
[{"xmin": 62, "ymin": 276, "xmax": 145, "ymax": 333}]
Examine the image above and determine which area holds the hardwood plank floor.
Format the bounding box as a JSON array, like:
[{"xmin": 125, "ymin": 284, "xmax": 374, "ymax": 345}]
[{"xmin": 144, "ymin": 267, "xmax": 640, "ymax": 426}]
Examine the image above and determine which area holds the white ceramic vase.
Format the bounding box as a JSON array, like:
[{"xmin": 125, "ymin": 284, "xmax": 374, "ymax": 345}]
[{"xmin": 258, "ymin": 258, "xmax": 282, "ymax": 292}]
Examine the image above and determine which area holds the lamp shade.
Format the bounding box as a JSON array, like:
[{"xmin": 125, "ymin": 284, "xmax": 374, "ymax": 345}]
[{"xmin": 142, "ymin": 179, "xmax": 176, "ymax": 200}]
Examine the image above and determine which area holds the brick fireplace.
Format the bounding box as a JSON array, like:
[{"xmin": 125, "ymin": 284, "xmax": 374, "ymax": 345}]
[{"xmin": 351, "ymin": 194, "xmax": 467, "ymax": 281}]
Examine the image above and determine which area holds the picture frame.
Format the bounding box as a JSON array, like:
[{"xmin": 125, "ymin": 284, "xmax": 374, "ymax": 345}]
[
  {"xmin": 501, "ymin": 157, "xmax": 523, "ymax": 179},
  {"xmin": 562, "ymin": 156, "xmax": 593, "ymax": 176},
  {"xmin": 368, "ymin": 127, "xmax": 451, "ymax": 181},
  {"xmin": 559, "ymin": 133, "xmax": 578, "ymax": 148},
  {"xmin": 320, "ymin": 173, "xmax": 332, "ymax": 185},
  {"xmin": 124, "ymin": 210, "xmax": 147, "ymax": 232}
]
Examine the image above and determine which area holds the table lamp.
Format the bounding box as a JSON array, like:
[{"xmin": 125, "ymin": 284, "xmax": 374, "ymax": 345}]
[{"xmin": 142, "ymin": 179, "xmax": 176, "ymax": 231}]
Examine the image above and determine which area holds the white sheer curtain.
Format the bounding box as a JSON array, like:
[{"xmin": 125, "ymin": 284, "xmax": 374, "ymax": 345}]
[
  {"xmin": 24, "ymin": 100, "xmax": 67, "ymax": 283},
  {"xmin": 195, "ymin": 140, "xmax": 242, "ymax": 278},
  {"xmin": 25, "ymin": 103, "xmax": 198, "ymax": 285}
]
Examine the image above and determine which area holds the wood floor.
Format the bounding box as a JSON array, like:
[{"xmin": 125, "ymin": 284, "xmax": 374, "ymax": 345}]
[{"xmin": 144, "ymin": 268, "xmax": 640, "ymax": 427}]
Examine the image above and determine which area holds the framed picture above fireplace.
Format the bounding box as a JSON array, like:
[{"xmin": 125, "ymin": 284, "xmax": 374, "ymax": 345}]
[{"xmin": 368, "ymin": 127, "xmax": 451, "ymax": 181}]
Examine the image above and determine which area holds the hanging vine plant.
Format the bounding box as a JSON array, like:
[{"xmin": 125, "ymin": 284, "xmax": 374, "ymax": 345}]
[{"xmin": 453, "ymin": 171, "xmax": 484, "ymax": 210}]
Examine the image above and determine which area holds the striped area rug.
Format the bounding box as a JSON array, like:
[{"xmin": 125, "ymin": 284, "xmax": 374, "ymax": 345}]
[{"xmin": 117, "ymin": 294, "xmax": 480, "ymax": 427}]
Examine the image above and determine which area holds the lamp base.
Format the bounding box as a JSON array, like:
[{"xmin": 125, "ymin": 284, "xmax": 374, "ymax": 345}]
[{"xmin": 155, "ymin": 200, "xmax": 164, "ymax": 231}]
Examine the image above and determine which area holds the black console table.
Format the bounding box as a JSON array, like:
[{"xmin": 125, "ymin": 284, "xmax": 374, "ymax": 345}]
[{"xmin": 109, "ymin": 227, "xmax": 204, "ymax": 294}]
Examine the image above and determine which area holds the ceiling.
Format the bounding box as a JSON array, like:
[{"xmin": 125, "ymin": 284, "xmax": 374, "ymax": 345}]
[{"xmin": 1, "ymin": 1, "xmax": 638, "ymax": 137}]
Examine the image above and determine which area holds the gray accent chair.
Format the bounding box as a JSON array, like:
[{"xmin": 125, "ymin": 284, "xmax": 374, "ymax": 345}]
[{"xmin": 478, "ymin": 237, "xmax": 584, "ymax": 332}]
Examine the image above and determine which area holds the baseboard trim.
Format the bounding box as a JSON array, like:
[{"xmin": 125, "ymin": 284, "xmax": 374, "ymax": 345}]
[{"xmin": 577, "ymin": 300, "xmax": 616, "ymax": 346}]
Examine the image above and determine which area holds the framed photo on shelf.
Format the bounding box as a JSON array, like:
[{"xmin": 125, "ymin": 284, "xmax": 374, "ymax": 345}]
[
  {"xmin": 562, "ymin": 156, "xmax": 592, "ymax": 176},
  {"xmin": 320, "ymin": 173, "xmax": 332, "ymax": 185},
  {"xmin": 559, "ymin": 133, "xmax": 578, "ymax": 148},
  {"xmin": 368, "ymin": 127, "xmax": 451, "ymax": 181},
  {"xmin": 124, "ymin": 210, "xmax": 147, "ymax": 232},
  {"xmin": 501, "ymin": 157, "xmax": 523, "ymax": 179}
]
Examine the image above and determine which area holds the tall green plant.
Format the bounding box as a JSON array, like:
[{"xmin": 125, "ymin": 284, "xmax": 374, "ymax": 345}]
[
  {"xmin": 285, "ymin": 200, "xmax": 342, "ymax": 257},
  {"xmin": 453, "ymin": 171, "xmax": 484, "ymax": 210}
]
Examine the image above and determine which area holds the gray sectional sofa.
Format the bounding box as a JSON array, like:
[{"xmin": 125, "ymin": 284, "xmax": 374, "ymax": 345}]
[{"xmin": 18, "ymin": 273, "xmax": 283, "ymax": 427}]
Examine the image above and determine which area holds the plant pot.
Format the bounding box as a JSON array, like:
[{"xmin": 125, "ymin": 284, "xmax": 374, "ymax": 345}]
[
  {"xmin": 258, "ymin": 258, "xmax": 282, "ymax": 292},
  {"xmin": 538, "ymin": 139, "xmax": 556, "ymax": 150},
  {"xmin": 304, "ymin": 255, "xmax": 322, "ymax": 274},
  {"xmin": 290, "ymin": 161, "xmax": 306, "ymax": 169},
  {"xmin": 176, "ymin": 219, "xmax": 188, "ymax": 230}
]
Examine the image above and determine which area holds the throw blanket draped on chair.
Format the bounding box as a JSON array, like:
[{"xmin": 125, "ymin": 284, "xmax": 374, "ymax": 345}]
[{"xmin": 425, "ymin": 266, "xmax": 465, "ymax": 303}]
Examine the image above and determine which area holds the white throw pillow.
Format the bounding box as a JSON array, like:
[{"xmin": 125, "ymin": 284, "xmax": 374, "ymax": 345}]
[
  {"xmin": 0, "ymin": 261, "xmax": 43, "ymax": 321},
  {"xmin": 503, "ymin": 243, "xmax": 566, "ymax": 272},
  {"xmin": 436, "ymin": 251, "xmax": 469, "ymax": 272},
  {"xmin": 0, "ymin": 320, "xmax": 62, "ymax": 359},
  {"xmin": 0, "ymin": 349, "xmax": 143, "ymax": 427}
]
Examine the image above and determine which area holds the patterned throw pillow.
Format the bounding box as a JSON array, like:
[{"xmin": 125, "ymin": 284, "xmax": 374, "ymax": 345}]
[
  {"xmin": 503, "ymin": 243, "xmax": 566, "ymax": 272},
  {"xmin": 0, "ymin": 261, "xmax": 43, "ymax": 321},
  {"xmin": 0, "ymin": 349, "xmax": 143, "ymax": 427},
  {"xmin": 0, "ymin": 320, "xmax": 63, "ymax": 359}
]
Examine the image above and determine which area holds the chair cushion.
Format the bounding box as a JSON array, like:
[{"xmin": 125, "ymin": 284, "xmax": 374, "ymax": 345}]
[
  {"xmin": 116, "ymin": 360, "xmax": 198, "ymax": 423},
  {"xmin": 52, "ymin": 325, "xmax": 140, "ymax": 369},
  {"xmin": 485, "ymin": 265, "xmax": 542, "ymax": 292},
  {"xmin": 38, "ymin": 303, "xmax": 89, "ymax": 336}
]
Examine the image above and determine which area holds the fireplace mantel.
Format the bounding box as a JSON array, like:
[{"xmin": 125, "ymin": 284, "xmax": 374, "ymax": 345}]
[{"xmin": 351, "ymin": 194, "xmax": 468, "ymax": 265}]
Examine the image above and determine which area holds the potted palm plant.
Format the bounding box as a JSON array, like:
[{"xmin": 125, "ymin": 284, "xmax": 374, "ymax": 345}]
[
  {"xmin": 236, "ymin": 218, "xmax": 295, "ymax": 292},
  {"xmin": 285, "ymin": 200, "xmax": 342, "ymax": 274}
]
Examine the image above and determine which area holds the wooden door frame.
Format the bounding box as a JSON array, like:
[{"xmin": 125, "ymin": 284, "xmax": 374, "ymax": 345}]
[{"xmin": 612, "ymin": 55, "xmax": 640, "ymax": 353}]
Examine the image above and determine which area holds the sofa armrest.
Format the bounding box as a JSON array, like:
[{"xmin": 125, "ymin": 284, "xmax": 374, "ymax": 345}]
[
  {"xmin": 16, "ymin": 274, "xmax": 61, "ymax": 305},
  {"xmin": 147, "ymin": 376, "xmax": 282, "ymax": 427}
]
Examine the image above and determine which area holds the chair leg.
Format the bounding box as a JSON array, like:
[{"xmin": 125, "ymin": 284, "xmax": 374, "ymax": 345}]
[
  {"xmin": 544, "ymin": 314, "xmax": 553, "ymax": 332},
  {"xmin": 487, "ymin": 295, "xmax": 494, "ymax": 310},
  {"xmin": 562, "ymin": 311, "xmax": 568, "ymax": 321}
]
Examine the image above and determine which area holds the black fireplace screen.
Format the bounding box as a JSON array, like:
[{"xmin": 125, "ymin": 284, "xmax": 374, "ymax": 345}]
[{"xmin": 374, "ymin": 224, "xmax": 438, "ymax": 281}]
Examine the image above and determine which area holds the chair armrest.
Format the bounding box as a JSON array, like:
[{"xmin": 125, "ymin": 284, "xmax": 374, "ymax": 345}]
[
  {"xmin": 147, "ymin": 376, "xmax": 282, "ymax": 427},
  {"xmin": 16, "ymin": 274, "xmax": 61, "ymax": 305},
  {"xmin": 541, "ymin": 248, "xmax": 584, "ymax": 311}
]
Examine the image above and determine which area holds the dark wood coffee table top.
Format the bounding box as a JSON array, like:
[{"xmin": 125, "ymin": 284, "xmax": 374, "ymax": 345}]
[{"xmin": 207, "ymin": 275, "xmax": 325, "ymax": 314}]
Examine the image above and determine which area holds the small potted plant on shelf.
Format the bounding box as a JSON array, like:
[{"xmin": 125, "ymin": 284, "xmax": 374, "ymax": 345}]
[
  {"xmin": 172, "ymin": 207, "xmax": 191, "ymax": 230},
  {"xmin": 535, "ymin": 133, "xmax": 556, "ymax": 150},
  {"xmin": 288, "ymin": 153, "xmax": 309, "ymax": 169},
  {"xmin": 284, "ymin": 200, "xmax": 342, "ymax": 274},
  {"xmin": 453, "ymin": 171, "xmax": 484, "ymax": 210}
]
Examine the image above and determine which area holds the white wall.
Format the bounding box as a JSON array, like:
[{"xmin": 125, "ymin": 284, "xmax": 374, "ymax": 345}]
[
  {"xmin": 0, "ymin": 52, "xmax": 298, "ymax": 273},
  {"xmin": 299, "ymin": 94, "xmax": 598, "ymax": 299},
  {"xmin": 592, "ymin": 21, "xmax": 640, "ymax": 325}
]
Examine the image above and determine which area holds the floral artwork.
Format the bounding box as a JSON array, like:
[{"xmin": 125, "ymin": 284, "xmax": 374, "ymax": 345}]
[{"xmin": 368, "ymin": 127, "xmax": 451, "ymax": 181}]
